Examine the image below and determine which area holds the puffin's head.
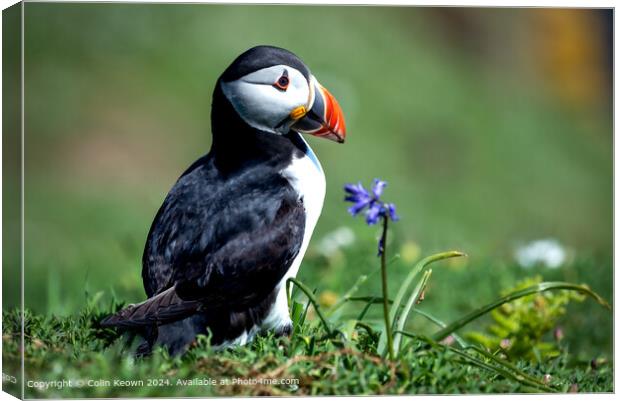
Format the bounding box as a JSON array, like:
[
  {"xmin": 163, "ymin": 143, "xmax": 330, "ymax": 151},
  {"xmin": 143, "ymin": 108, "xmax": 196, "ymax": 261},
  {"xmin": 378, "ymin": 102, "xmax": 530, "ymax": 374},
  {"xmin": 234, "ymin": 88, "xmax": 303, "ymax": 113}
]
[{"xmin": 219, "ymin": 45, "xmax": 346, "ymax": 143}]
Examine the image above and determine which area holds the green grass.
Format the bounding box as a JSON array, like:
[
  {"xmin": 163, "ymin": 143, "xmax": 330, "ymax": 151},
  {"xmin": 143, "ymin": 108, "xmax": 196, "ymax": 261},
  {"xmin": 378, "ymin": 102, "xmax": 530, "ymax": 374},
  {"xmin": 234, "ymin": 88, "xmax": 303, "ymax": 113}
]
[
  {"xmin": 2, "ymin": 300, "xmax": 612, "ymax": 397},
  {"xmin": 2, "ymin": 246, "xmax": 613, "ymax": 397}
]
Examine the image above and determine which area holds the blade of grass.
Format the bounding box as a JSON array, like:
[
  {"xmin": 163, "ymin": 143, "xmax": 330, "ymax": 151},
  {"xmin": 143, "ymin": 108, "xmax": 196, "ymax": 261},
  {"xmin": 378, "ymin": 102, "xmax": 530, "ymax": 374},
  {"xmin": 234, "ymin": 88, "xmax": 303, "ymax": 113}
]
[
  {"xmin": 290, "ymin": 301, "xmax": 305, "ymax": 332},
  {"xmin": 432, "ymin": 281, "xmax": 611, "ymax": 342},
  {"xmin": 350, "ymin": 296, "xmax": 395, "ymax": 321},
  {"xmin": 300, "ymin": 295, "xmax": 313, "ymax": 327},
  {"xmin": 395, "ymin": 331, "xmax": 556, "ymax": 393},
  {"xmin": 412, "ymin": 309, "xmax": 468, "ymax": 348},
  {"xmin": 357, "ymin": 299, "xmax": 377, "ymax": 322},
  {"xmin": 348, "ymin": 296, "xmax": 393, "ymax": 304},
  {"xmin": 286, "ymin": 277, "xmax": 333, "ymax": 336},
  {"xmin": 396, "ymin": 329, "xmax": 549, "ymax": 388},
  {"xmin": 392, "ymin": 269, "xmax": 433, "ymax": 355},
  {"xmin": 449, "ymin": 348, "xmax": 553, "ymax": 392},
  {"xmin": 465, "ymin": 345, "xmax": 551, "ymax": 388},
  {"xmin": 389, "ymin": 251, "xmax": 466, "ymax": 328},
  {"xmin": 377, "ymin": 250, "xmax": 466, "ymax": 355}
]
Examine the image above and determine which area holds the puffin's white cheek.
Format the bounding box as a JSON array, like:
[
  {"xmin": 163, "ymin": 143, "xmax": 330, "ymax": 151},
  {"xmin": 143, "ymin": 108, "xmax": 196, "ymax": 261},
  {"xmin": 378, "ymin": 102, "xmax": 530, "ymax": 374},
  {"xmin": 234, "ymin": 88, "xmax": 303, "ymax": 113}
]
[
  {"xmin": 244, "ymin": 86, "xmax": 290, "ymax": 127},
  {"xmin": 222, "ymin": 82, "xmax": 289, "ymax": 132},
  {"xmin": 222, "ymin": 79, "xmax": 310, "ymax": 134}
]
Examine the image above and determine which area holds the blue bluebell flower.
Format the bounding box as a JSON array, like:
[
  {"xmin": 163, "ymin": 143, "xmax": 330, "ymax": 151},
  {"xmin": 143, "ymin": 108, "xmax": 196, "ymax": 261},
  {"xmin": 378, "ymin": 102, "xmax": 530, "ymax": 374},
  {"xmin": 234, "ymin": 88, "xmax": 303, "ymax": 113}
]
[
  {"xmin": 344, "ymin": 179, "xmax": 399, "ymax": 225},
  {"xmin": 344, "ymin": 182, "xmax": 372, "ymax": 216}
]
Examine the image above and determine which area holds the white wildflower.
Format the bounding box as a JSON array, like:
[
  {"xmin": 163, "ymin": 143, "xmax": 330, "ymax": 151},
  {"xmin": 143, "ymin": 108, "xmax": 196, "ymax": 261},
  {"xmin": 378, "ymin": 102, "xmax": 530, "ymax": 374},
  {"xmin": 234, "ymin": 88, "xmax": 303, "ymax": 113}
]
[{"xmin": 514, "ymin": 238, "xmax": 568, "ymax": 269}]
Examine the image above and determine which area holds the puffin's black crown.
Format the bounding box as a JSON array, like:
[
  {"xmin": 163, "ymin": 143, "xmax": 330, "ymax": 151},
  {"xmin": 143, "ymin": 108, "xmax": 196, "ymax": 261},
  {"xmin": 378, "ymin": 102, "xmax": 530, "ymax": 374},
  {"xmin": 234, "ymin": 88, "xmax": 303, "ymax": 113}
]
[{"xmin": 220, "ymin": 45, "xmax": 311, "ymax": 82}]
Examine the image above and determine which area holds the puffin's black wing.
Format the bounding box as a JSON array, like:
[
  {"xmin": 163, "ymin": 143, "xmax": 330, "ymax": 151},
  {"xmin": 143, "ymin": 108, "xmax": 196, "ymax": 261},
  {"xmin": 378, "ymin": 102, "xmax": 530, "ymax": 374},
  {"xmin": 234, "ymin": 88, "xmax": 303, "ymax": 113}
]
[
  {"xmin": 99, "ymin": 286, "xmax": 201, "ymax": 327},
  {"xmin": 102, "ymin": 156, "xmax": 305, "ymax": 328}
]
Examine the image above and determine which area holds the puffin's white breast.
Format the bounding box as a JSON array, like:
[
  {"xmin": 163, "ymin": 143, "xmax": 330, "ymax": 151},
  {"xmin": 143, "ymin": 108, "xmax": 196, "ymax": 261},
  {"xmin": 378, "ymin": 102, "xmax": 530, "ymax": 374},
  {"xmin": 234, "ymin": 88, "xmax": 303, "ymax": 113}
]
[
  {"xmin": 259, "ymin": 139, "xmax": 326, "ymax": 332},
  {"xmin": 281, "ymin": 145, "xmax": 326, "ymax": 278}
]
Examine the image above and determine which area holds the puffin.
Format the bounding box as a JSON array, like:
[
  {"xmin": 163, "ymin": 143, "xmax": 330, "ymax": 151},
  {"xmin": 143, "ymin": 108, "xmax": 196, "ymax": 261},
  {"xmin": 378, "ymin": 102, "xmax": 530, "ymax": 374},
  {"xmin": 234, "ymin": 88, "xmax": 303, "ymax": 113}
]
[{"xmin": 101, "ymin": 45, "xmax": 346, "ymax": 356}]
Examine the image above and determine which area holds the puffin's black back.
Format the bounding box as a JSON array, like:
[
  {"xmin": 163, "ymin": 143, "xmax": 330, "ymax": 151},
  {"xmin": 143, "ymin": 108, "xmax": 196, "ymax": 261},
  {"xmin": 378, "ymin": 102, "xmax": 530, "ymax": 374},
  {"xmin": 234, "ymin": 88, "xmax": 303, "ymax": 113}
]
[{"xmin": 141, "ymin": 153, "xmax": 304, "ymax": 299}]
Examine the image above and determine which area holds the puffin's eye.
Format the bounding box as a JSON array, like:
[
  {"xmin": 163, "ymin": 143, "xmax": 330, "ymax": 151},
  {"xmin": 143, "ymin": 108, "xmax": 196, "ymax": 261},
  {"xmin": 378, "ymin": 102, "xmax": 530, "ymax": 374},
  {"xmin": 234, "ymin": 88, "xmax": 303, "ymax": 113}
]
[{"xmin": 273, "ymin": 72, "xmax": 289, "ymax": 91}]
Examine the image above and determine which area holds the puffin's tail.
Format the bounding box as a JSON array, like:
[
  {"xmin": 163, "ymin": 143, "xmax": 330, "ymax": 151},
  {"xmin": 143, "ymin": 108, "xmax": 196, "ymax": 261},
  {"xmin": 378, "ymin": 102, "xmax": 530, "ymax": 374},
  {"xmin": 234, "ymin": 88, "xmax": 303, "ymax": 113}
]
[{"xmin": 101, "ymin": 287, "xmax": 201, "ymax": 328}]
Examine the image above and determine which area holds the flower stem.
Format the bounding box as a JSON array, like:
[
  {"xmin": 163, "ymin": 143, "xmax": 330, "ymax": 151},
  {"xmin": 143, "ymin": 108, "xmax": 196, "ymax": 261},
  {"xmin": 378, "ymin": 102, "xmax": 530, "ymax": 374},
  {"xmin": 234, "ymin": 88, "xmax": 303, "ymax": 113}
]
[{"xmin": 380, "ymin": 216, "xmax": 395, "ymax": 360}]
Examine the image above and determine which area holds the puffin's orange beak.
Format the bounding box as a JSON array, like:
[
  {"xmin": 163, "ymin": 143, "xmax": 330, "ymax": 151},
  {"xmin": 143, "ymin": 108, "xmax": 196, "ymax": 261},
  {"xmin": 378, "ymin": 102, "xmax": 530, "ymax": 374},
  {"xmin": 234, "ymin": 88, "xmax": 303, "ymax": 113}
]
[{"xmin": 291, "ymin": 79, "xmax": 346, "ymax": 143}]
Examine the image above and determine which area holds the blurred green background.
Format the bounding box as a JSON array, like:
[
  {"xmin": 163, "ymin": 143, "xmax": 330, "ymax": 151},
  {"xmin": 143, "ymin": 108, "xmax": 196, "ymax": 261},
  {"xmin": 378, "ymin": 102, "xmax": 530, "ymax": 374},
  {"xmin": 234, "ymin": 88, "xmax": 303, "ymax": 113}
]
[{"xmin": 5, "ymin": 5, "xmax": 612, "ymax": 358}]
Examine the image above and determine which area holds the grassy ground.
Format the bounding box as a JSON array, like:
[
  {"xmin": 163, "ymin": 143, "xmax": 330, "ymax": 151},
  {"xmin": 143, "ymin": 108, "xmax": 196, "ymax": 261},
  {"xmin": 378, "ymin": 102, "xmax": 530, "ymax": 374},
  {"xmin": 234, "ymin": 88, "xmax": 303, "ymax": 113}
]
[
  {"xmin": 2, "ymin": 244, "xmax": 613, "ymax": 397},
  {"xmin": 1, "ymin": 307, "xmax": 613, "ymax": 397}
]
